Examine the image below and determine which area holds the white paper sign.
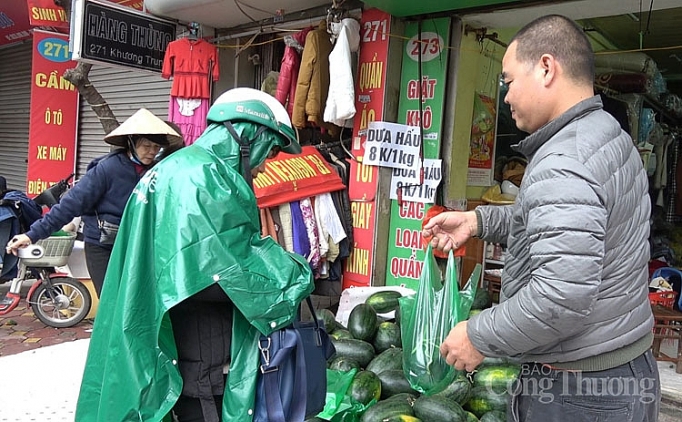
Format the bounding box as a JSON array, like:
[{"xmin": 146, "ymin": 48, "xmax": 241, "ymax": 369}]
[
  {"xmin": 362, "ymin": 121, "xmax": 421, "ymax": 174},
  {"xmin": 390, "ymin": 158, "xmax": 442, "ymax": 203}
]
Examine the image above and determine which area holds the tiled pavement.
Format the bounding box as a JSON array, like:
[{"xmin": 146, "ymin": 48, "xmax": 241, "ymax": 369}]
[{"xmin": 0, "ymin": 301, "xmax": 92, "ymax": 357}]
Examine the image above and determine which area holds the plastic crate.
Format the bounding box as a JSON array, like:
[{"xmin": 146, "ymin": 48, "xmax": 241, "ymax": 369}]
[
  {"xmin": 24, "ymin": 233, "xmax": 77, "ymax": 267},
  {"xmin": 649, "ymin": 290, "xmax": 678, "ymax": 309}
]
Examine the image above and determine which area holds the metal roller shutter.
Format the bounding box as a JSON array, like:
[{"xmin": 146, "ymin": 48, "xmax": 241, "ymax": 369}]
[
  {"xmin": 76, "ymin": 65, "xmax": 172, "ymax": 176},
  {"xmin": 0, "ymin": 43, "xmax": 32, "ymax": 191}
]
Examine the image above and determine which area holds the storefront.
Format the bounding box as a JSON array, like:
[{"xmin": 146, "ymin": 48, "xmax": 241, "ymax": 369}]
[
  {"xmin": 357, "ymin": 0, "xmax": 682, "ymax": 291},
  {"xmin": 5, "ymin": 0, "xmax": 681, "ymax": 298},
  {"xmin": 0, "ymin": 0, "xmax": 174, "ymax": 189}
]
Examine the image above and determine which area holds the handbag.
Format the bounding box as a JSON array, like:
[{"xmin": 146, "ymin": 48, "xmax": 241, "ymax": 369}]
[
  {"xmin": 95, "ymin": 211, "xmax": 119, "ymax": 245},
  {"xmin": 253, "ymin": 297, "xmax": 336, "ymax": 422}
]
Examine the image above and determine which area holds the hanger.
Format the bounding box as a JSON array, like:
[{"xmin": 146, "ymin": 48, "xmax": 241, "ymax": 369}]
[
  {"xmin": 326, "ymin": 0, "xmax": 347, "ymax": 37},
  {"xmin": 187, "ymin": 22, "xmax": 200, "ymax": 40}
]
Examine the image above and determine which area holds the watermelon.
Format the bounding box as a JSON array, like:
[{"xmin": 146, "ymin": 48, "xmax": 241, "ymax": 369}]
[
  {"xmin": 318, "ymin": 308, "xmax": 342, "ymax": 333},
  {"xmin": 381, "ymin": 416, "xmax": 423, "ymax": 422},
  {"xmin": 348, "ymin": 303, "xmax": 379, "ymax": 342},
  {"xmin": 471, "ymin": 289, "xmax": 491, "ymax": 310},
  {"xmin": 413, "ymin": 395, "xmax": 468, "ymax": 422},
  {"xmin": 472, "ymin": 364, "xmax": 519, "ymax": 394},
  {"xmin": 331, "ymin": 338, "xmax": 375, "ymax": 368},
  {"xmin": 480, "ymin": 410, "xmax": 506, "ymax": 422},
  {"xmin": 373, "ymin": 321, "xmax": 402, "ymax": 352},
  {"xmin": 360, "ymin": 397, "xmax": 415, "ymax": 422},
  {"xmin": 366, "ymin": 347, "xmax": 403, "ymax": 375},
  {"xmin": 464, "ymin": 411, "xmax": 479, "ymax": 422},
  {"xmin": 330, "ymin": 329, "xmax": 354, "ymax": 340},
  {"xmin": 431, "ymin": 373, "xmax": 473, "ymax": 405},
  {"xmin": 464, "ymin": 386, "xmax": 508, "ymax": 418},
  {"xmin": 349, "ymin": 370, "xmax": 382, "ymax": 405},
  {"xmin": 378, "ymin": 369, "xmax": 419, "ymax": 399},
  {"xmin": 328, "ymin": 355, "xmax": 360, "ymax": 372},
  {"xmin": 366, "ymin": 290, "xmax": 403, "ymax": 313}
]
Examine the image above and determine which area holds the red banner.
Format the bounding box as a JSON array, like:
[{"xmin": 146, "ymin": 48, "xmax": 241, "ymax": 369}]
[
  {"xmin": 253, "ymin": 146, "xmax": 346, "ymax": 209},
  {"xmin": 26, "ymin": 30, "xmax": 78, "ymax": 196},
  {"xmin": 0, "ymin": 0, "xmax": 34, "ymax": 45},
  {"xmin": 26, "ymin": 0, "xmax": 69, "ymax": 28},
  {"xmin": 342, "ymin": 8, "xmax": 391, "ymax": 288},
  {"xmin": 27, "ymin": 0, "xmax": 143, "ymax": 27}
]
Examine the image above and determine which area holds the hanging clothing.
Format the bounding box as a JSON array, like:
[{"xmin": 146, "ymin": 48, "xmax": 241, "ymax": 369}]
[
  {"xmin": 292, "ymin": 21, "xmax": 334, "ymax": 130},
  {"xmin": 168, "ymin": 97, "xmax": 210, "ymax": 145},
  {"xmin": 324, "ymin": 18, "xmax": 361, "ymax": 127},
  {"xmin": 275, "ymin": 27, "xmax": 312, "ymax": 117},
  {"xmin": 162, "ymin": 38, "xmax": 219, "ymax": 99},
  {"xmin": 300, "ymin": 198, "xmax": 320, "ymax": 271},
  {"xmin": 162, "ymin": 38, "xmax": 218, "ymax": 145}
]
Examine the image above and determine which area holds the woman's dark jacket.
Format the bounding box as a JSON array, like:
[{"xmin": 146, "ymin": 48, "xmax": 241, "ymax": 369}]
[{"xmin": 26, "ymin": 150, "xmax": 142, "ymax": 247}]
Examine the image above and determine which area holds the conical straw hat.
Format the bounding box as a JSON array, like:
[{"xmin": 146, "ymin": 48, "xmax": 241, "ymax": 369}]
[{"xmin": 104, "ymin": 108, "xmax": 183, "ymax": 147}]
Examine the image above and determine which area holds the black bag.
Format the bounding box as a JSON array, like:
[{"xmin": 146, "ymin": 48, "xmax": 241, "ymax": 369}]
[
  {"xmin": 98, "ymin": 219, "xmax": 119, "ymax": 245},
  {"xmin": 253, "ymin": 297, "xmax": 336, "ymax": 422}
]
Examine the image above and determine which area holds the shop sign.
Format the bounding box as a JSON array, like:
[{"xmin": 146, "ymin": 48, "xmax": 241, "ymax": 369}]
[
  {"xmin": 389, "ymin": 158, "xmax": 442, "ymax": 203},
  {"xmin": 26, "ymin": 30, "xmax": 78, "ymax": 196},
  {"xmin": 385, "ymin": 17, "xmax": 450, "ymax": 290},
  {"xmin": 27, "ymin": 0, "xmax": 143, "ymax": 28},
  {"xmin": 253, "ymin": 146, "xmax": 346, "ymax": 209},
  {"xmin": 71, "ymin": 0, "xmax": 175, "ymax": 73},
  {"xmin": 27, "ymin": 0, "xmax": 69, "ymax": 28},
  {"xmin": 362, "ymin": 121, "xmax": 421, "ymax": 175},
  {"xmin": 343, "ymin": 8, "xmax": 391, "ymax": 289},
  {"xmin": 0, "ymin": 0, "xmax": 34, "ymax": 46}
]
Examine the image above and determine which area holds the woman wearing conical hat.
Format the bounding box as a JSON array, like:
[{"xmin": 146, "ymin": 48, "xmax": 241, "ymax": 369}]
[{"xmin": 6, "ymin": 108, "xmax": 182, "ymax": 298}]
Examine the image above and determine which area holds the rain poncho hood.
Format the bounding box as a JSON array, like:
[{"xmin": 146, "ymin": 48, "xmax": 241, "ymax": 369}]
[{"xmin": 76, "ymin": 120, "xmax": 313, "ymax": 421}]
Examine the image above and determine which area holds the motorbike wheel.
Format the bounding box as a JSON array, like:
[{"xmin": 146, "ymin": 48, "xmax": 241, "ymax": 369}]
[{"xmin": 30, "ymin": 276, "xmax": 92, "ymax": 328}]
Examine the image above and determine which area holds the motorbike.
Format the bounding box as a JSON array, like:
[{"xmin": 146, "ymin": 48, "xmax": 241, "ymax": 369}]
[{"xmin": 0, "ymin": 174, "xmax": 92, "ymax": 328}]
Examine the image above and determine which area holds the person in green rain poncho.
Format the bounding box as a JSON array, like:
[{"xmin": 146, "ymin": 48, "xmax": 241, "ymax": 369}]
[{"xmin": 76, "ymin": 87, "xmax": 314, "ymax": 422}]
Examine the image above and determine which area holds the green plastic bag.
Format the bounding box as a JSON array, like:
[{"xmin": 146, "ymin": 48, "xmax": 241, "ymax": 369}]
[
  {"xmin": 317, "ymin": 368, "xmax": 357, "ymax": 420},
  {"xmin": 399, "ymin": 246, "xmax": 480, "ymax": 394}
]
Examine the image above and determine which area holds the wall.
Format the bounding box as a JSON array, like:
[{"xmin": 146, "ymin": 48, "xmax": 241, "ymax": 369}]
[{"xmin": 214, "ymin": 36, "xmax": 258, "ymax": 96}]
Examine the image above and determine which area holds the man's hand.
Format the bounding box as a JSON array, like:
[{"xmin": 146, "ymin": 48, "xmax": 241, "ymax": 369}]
[
  {"xmin": 422, "ymin": 210, "xmax": 478, "ymax": 253},
  {"xmin": 439, "ymin": 321, "xmax": 485, "ymax": 372}
]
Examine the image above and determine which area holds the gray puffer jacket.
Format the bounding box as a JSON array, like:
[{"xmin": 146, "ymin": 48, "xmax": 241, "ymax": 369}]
[{"xmin": 469, "ymin": 96, "xmax": 653, "ymax": 366}]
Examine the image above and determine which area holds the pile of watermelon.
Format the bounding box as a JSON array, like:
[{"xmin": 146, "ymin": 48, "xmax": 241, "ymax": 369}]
[{"xmin": 306, "ymin": 289, "xmax": 521, "ymax": 422}]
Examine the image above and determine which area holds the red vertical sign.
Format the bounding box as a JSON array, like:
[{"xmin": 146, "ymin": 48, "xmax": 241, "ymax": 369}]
[
  {"xmin": 27, "ymin": 30, "xmax": 78, "ymax": 196},
  {"xmin": 342, "ymin": 8, "xmax": 391, "ymax": 288}
]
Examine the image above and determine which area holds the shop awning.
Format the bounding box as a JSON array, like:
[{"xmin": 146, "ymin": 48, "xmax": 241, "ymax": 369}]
[{"xmin": 145, "ymin": 0, "xmax": 329, "ymax": 30}]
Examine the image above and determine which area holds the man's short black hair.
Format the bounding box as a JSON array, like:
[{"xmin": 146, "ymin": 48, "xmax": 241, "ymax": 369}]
[{"xmin": 511, "ymin": 14, "xmax": 595, "ymax": 86}]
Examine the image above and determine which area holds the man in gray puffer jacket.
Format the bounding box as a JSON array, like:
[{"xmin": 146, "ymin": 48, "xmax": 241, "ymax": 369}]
[{"xmin": 423, "ymin": 15, "xmax": 659, "ymax": 421}]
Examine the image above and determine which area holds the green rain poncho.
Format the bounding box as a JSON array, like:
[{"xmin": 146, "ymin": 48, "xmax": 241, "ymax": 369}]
[{"xmin": 75, "ymin": 121, "xmax": 314, "ymax": 421}]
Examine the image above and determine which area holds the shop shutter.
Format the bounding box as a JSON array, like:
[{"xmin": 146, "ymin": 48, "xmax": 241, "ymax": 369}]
[
  {"xmin": 76, "ymin": 65, "xmax": 172, "ymax": 176},
  {"xmin": 0, "ymin": 43, "xmax": 32, "ymax": 191}
]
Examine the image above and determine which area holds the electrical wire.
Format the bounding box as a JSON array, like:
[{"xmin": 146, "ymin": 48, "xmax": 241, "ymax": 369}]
[
  {"xmin": 235, "ymin": 0, "xmax": 275, "ymax": 16},
  {"xmin": 644, "ymin": 0, "xmax": 654, "ymax": 36},
  {"xmin": 233, "ymin": 0, "xmax": 257, "ymax": 23}
]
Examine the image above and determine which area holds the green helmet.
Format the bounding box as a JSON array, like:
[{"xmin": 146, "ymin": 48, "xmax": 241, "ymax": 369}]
[{"xmin": 207, "ymin": 87, "xmax": 301, "ymax": 154}]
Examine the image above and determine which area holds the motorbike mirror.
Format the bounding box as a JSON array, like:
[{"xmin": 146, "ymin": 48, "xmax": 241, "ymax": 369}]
[{"xmin": 33, "ymin": 174, "xmax": 73, "ymax": 208}]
